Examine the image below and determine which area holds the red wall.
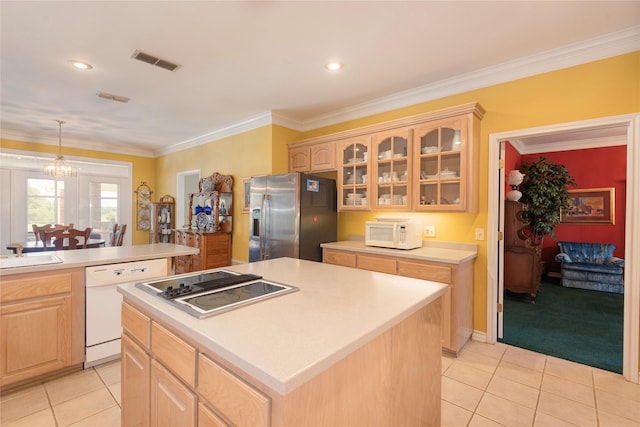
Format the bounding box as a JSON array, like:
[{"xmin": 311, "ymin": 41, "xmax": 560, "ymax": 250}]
[{"xmin": 518, "ymin": 146, "xmax": 627, "ymax": 271}]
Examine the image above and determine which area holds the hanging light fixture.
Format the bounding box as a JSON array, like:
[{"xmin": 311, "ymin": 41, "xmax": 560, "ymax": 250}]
[{"xmin": 44, "ymin": 120, "xmax": 76, "ymax": 177}]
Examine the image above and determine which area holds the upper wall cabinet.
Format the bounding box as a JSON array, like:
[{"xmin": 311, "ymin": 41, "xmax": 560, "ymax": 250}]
[
  {"xmin": 289, "ymin": 102, "xmax": 484, "ymax": 212},
  {"xmin": 372, "ymin": 128, "xmax": 412, "ymax": 211},
  {"xmin": 289, "ymin": 141, "xmax": 336, "ymax": 172},
  {"xmin": 413, "ymin": 116, "xmax": 473, "ymax": 212},
  {"xmin": 338, "ymin": 136, "xmax": 371, "ymax": 210}
]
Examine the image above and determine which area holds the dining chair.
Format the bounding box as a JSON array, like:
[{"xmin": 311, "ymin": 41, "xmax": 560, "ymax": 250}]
[
  {"xmin": 33, "ymin": 223, "xmax": 74, "ymax": 243},
  {"xmin": 110, "ymin": 223, "xmax": 127, "ymax": 246},
  {"xmin": 43, "ymin": 227, "xmax": 91, "ymax": 250}
]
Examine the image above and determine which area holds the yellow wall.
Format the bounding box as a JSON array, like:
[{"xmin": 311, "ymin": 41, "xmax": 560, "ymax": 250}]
[
  {"xmin": 3, "ymin": 52, "xmax": 638, "ymax": 335},
  {"xmin": 0, "ymin": 139, "xmax": 156, "ymax": 245},
  {"xmin": 154, "ymin": 124, "xmax": 302, "ymax": 263},
  {"xmin": 295, "ymin": 52, "xmax": 640, "ymax": 334}
]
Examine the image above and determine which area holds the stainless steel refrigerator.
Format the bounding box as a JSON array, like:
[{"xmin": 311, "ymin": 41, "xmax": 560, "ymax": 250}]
[{"xmin": 249, "ymin": 173, "xmax": 337, "ymax": 262}]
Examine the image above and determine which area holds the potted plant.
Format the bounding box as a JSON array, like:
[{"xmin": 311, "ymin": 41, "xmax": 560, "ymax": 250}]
[{"xmin": 517, "ymin": 156, "xmax": 577, "ymax": 246}]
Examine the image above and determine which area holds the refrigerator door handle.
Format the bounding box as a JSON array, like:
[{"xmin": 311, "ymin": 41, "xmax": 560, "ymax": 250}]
[{"xmin": 260, "ymin": 194, "xmax": 272, "ymax": 260}]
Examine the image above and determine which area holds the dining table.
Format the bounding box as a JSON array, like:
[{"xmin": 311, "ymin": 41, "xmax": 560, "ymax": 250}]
[{"xmin": 6, "ymin": 239, "xmax": 106, "ymax": 254}]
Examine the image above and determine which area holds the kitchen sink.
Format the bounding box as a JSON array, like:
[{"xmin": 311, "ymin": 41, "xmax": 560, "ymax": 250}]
[{"xmin": 0, "ymin": 254, "xmax": 63, "ymax": 269}]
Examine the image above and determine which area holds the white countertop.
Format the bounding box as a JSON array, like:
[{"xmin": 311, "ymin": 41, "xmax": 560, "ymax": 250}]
[
  {"xmin": 321, "ymin": 240, "xmax": 478, "ymax": 264},
  {"xmin": 0, "ymin": 243, "xmax": 199, "ymax": 276},
  {"xmin": 118, "ymin": 257, "xmax": 448, "ymax": 395}
]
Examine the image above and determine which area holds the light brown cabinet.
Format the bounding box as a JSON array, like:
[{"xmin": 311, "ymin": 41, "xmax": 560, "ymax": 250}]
[
  {"xmin": 372, "ymin": 128, "xmax": 412, "ymax": 210},
  {"xmin": 412, "ymin": 112, "xmax": 480, "ymax": 212},
  {"xmin": 337, "ymin": 136, "xmax": 371, "ymax": 210},
  {"xmin": 122, "ymin": 293, "xmax": 442, "ymax": 427},
  {"xmin": 289, "ymin": 141, "xmax": 336, "ymax": 172},
  {"xmin": 0, "ymin": 268, "xmax": 84, "ymax": 388},
  {"xmin": 291, "ymin": 102, "xmax": 484, "ymax": 212},
  {"xmin": 174, "ymin": 230, "xmax": 231, "ymax": 274},
  {"xmin": 122, "ymin": 302, "xmax": 269, "ymax": 427},
  {"xmin": 323, "ymin": 248, "xmax": 473, "ymax": 354},
  {"xmin": 150, "ymin": 359, "xmax": 197, "ymax": 426}
]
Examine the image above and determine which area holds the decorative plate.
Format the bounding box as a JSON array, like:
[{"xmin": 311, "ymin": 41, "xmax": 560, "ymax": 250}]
[
  {"xmin": 195, "ymin": 212, "xmax": 208, "ymax": 230},
  {"xmin": 201, "ymin": 178, "xmax": 214, "ymax": 192}
]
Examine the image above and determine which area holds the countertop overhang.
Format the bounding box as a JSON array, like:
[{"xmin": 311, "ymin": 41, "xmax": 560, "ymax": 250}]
[
  {"xmin": 321, "ymin": 240, "xmax": 478, "ymax": 264},
  {"xmin": 0, "ymin": 243, "xmax": 199, "ymax": 276},
  {"xmin": 118, "ymin": 257, "xmax": 448, "ymax": 395}
]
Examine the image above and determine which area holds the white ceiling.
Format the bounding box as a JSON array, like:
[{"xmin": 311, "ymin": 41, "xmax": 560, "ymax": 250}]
[{"xmin": 1, "ymin": 1, "xmax": 639, "ymax": 157}]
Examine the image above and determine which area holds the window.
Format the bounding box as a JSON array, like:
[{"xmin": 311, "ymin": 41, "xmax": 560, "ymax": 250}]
[
  {"xmin": 1, "ymin": 149, "xmax": 132, "ymax": 251},
  {"xmin": 27, "ymin": 178, "xmax": 66, "ymax": 238},
  {"xmin": 89, "ymin": 182, "xmax": 120, "ymax": 241}
]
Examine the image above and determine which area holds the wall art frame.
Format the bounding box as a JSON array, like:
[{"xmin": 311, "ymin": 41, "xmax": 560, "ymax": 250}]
[
  {"xmin": 560, "ymin": 187, "xmax": 615, "ymax": 224},
  {"xmin": 242, "ymin": 177, "xmax": 251, "ymax": 213}
]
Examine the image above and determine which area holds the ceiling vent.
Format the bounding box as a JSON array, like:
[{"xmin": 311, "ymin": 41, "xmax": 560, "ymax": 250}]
[
  {"xmin": 131, "ymin": 49, "xmax": 181, "ymax": 72},
  {"xmin": 97, "ymin": 91, "xmax": 130, "ymax": 103}
]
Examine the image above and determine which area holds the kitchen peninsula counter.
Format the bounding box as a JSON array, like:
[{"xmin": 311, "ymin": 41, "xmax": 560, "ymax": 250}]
[
  {"xmin": 321, "ymin": 239, "xmax": 478, "ymax": 264},
  {"xmin": 118, "ymin": 257, "xmax": 448, "ymax": 426},
  {"xmin": 0, "ymin": 243, "xmax": 199, "ymax": 277}
]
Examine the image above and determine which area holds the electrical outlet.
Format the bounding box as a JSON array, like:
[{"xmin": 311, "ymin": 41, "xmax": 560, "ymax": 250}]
[
  {"xmin": 423, "ymin": 225, "xmax": 436, "ymax": 237},
  {"xmin": 475, "ymin": 228, "xmax": 485, "ymax": 241}
]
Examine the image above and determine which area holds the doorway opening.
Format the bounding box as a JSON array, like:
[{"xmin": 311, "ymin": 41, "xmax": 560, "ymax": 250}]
[{"xmin": 486, "ymin": 113, "xmax": 640, "ymax": 384}]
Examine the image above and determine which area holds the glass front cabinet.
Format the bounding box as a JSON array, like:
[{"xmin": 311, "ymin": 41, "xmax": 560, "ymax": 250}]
[
  {"xmin": 372, "ymin": 129, "xmax": 412, "ymax": 210},
  {"xmin": 413, "ymin": 116, "xmax": 471, "ymax": 212},
  {"xmin": 338, "ymin": 136, "xmax": 371, "ymax": 210}
]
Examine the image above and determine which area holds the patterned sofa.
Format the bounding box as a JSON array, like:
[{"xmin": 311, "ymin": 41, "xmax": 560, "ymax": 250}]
[{"xmin": 555, "ymin": 242, "xmax": 625, "ymax": 294}]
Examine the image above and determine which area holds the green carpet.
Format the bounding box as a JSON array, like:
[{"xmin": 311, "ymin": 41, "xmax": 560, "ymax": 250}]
[{"xmin": 500, "ymin": 280, "xmax": 623, "ymax": 373}]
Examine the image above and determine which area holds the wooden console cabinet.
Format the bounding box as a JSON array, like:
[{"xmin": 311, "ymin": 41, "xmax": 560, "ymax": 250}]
[
  {"xmin": 504, "ymin": 200, "xmax": 542, "ymax": 303},
  {"xmin": 1, "ymin": 268, "xmax": 84, "ymax": 389},
  {"xmin": 174, "ymin": 230, "xmax": 231, "ymax": 274},
  {"xmin": 323, "ymin": 247, "xmax": 473, "ymax": 354}
]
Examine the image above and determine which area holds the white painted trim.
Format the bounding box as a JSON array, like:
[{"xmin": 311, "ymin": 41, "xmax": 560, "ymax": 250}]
[
  {"xmin": 300, "ymin": 26, "xmax": 640, "ymax": 132},
  {"xmin": 156, "ymin": 111, "xmax": 275, "ymax": 156},
  {"xmin": 487, "ymin": 113, "xmax": 640, "ymax": 384},
  {"xmin": 472, "ymin": 331, "xmax": 488, "ymax": 343}
]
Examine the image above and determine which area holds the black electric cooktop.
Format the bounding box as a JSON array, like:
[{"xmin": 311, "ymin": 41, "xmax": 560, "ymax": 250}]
[{"xmin": 135, "ymin": 269, "xmax": 298, "ymax": 319}]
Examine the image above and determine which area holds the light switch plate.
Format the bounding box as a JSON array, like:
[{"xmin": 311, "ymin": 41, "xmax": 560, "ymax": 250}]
[
  {"xmin": 423, "ymin": 225, "xmax": 436, "ymax": 237},
  {"xmin": 475, "ymin": 228, "xmax": 485, "ymax": 241}
]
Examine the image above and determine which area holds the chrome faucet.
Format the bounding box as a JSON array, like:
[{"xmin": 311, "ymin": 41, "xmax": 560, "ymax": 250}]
[{"xmin": 11, "ymin": 244, "xmax": 23, "ymax": 257}]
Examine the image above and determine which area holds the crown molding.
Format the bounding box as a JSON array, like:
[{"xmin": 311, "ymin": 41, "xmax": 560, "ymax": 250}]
[
  {"xmin": 155, "ymin": 111, "xmax": 275, "ymax": 156},
  {"xmin": 299, "ymin": 26, "xmax": 640, "ymax": 132},
  {"xmin": 0, "ymin": 129, "xmax": 156, "ymax": 158}
]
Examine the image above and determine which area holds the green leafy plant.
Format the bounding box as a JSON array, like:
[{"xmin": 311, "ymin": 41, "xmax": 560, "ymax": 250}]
[{"xmin": 518, "ymin": 157, "xmax": 577, "ymax": 246}]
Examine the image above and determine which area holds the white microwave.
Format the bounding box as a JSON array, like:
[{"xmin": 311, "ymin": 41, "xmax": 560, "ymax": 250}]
[{"xmin": 365, "ymin": 220, "xmax": 422, "ymax": 250}]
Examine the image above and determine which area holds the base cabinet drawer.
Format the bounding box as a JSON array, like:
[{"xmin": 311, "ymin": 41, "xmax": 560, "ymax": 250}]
[
  {"xmin": 323, "ymin": 248, "xmax": 356, "ymax": 267},
  {"xmin": 151, "ymin": 322, "xmax": 196, "ymax": 388},
  {"xmin": 397, "ymin": 260, "xmax": 452, "ymax": 284},
  {"xmin": 357, "ymin": 254, "xmax": 397, "ymax": 274},
  {"xmin": 198, "ymin": 354, "xmax": 270, "ymax": 427}
]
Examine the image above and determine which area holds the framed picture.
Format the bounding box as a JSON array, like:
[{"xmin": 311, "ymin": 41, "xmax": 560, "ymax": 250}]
[
  {"xmin": 242, "ymin": 177, "xmax": 251, "ymax": 213},
  {"xmin": 560, "ymin": 187, "xmax": 615, "ymax": 224}
]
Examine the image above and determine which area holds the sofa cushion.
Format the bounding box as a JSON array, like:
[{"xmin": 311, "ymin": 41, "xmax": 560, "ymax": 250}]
[
  {"xmin": 557, "ymin": 242, "xmax": 617, "ymax": 265},
  {"xmin": 561, "ymin": 264, "xmax": 624, "ymax": 285}
]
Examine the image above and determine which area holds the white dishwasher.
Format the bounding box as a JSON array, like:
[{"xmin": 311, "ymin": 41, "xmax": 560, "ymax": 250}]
[{"xmin": 85, "ymin": 258, "xmax": 169, "ymax": 367}]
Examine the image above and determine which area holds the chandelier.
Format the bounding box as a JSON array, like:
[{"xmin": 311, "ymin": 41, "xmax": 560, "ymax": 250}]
[{"xmin": 44, "ymin": 120, "xmax": 77, "ymax": 178}]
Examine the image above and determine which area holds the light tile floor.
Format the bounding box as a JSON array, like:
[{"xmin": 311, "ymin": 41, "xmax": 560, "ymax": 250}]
[{"xmin": 2, "ymin": 341, "xmax": 640, "ymax": 426}]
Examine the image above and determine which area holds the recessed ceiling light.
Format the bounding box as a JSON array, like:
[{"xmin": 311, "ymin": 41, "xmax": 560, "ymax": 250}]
[
  {"xmin": 70, "ymin": 60, "xmax": 93, "ymax": 70},
  {"xmin": 325, "ymin": 61, "xmax": 344, "ymax": 71}
]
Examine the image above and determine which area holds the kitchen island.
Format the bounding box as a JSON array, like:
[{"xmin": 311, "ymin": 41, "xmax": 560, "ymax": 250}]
[
  {"xmin": 0, "ymin": 243, "xmax": 198, "ymax": 390},
  {"xmin": 118, "ymin": 257, "xmax": 448, "ymax": 427}
]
